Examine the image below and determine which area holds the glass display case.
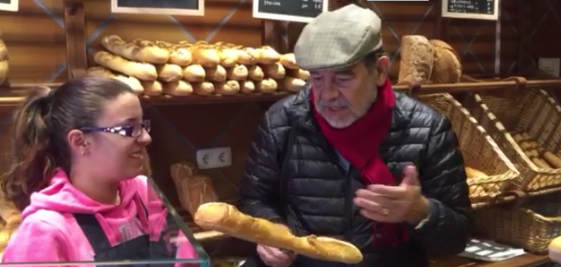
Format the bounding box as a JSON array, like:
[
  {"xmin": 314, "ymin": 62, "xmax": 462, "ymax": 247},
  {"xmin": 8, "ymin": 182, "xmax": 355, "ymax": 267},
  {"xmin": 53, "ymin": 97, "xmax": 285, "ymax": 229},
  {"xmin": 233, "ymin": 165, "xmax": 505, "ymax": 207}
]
[{"xmin": 0, "ymin": 177, "xmax": 211, "ymax": 267}]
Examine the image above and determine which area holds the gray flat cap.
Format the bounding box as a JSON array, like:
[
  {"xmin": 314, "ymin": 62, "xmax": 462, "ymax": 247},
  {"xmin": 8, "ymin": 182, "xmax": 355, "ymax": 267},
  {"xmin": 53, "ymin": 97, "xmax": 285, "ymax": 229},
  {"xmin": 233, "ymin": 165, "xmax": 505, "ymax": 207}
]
[{"xmin": 294, "ymin": 4, "xmax": 383, "ymax": 71}]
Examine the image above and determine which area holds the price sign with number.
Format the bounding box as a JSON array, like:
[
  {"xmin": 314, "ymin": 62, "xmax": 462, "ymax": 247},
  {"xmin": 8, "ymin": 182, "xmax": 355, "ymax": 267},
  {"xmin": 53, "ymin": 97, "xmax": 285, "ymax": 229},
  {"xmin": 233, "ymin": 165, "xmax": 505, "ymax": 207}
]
[
  {"xmin": 111, "ymin": 0, "xmax": 204, "ymax": 16},
  {"xmin": 253, "ymin": 0, "xmax": 329, "ymax": 23},
  {"xmin": 0, "ymin": 0, "xmax": 18, "ymax": 12}
]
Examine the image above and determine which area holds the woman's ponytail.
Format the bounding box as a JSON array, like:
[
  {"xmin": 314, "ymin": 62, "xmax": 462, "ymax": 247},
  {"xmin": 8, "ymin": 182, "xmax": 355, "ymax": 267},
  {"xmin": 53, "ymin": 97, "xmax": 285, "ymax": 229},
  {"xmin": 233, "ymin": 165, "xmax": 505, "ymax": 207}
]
[{"xmin": 1, "ymin": 86, "xmax": 57, "ymax": 211}]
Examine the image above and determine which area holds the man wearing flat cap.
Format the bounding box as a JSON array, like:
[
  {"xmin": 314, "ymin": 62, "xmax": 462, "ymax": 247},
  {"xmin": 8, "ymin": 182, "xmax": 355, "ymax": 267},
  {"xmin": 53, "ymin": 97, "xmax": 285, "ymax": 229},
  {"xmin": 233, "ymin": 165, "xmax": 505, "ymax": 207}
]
[{"xmin": 237, "ymin": 4, "xmax": 472, "ymax": 267}]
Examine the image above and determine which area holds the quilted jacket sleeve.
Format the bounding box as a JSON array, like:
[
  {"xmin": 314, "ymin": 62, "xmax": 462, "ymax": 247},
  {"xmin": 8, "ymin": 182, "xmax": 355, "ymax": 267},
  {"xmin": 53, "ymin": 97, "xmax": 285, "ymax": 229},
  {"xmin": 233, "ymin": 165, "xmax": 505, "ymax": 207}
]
[
  {"xmin": 415, "ymin": 114, "xmax": 473, "ymax": 256},
  {"xmin": 236, "ymin": 110, "xmax": 284, "ymax": 223}
]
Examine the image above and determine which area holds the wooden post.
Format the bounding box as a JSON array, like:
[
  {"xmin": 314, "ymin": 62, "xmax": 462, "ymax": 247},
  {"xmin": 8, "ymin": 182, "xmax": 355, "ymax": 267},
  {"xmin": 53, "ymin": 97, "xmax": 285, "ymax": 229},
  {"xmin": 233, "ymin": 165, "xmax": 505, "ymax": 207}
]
[{"xmin": 63, "ymin": 0, "xmax": 87, "ymax": 78}]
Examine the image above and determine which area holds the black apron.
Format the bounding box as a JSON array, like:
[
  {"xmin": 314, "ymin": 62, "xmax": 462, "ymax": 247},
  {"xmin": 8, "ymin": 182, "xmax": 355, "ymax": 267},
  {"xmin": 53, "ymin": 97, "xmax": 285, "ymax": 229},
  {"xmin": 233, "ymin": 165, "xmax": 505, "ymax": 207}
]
[{"xmin": 73, "ymin": 196, "xmax": 175, "ymax": 267}]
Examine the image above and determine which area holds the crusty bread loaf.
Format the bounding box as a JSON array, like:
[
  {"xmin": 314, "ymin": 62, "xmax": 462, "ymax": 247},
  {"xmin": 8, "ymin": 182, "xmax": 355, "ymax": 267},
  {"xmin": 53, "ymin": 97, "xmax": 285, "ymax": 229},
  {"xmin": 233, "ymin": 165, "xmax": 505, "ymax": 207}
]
[
  {"xmin": 214, "ymin": 80, "xmax": 240, "ymax": 95},
  {"xmin": 465, "ymin": 167, "xmax": 488, "ymax": 179},
  {"xmin": 248, "ymin": 65, "xmax": 264, "ymax": 81},
  {"xmin": 183, "ymin": 64, "xmax": 206, "ymax": 82},
  {"xmin": 193, "ymin": 81, "xmax": 215, "ymax": 96},
  {"xmin": 0, "ymin": 37, "xmax": 8, "ymax": 86},
  {"xmin": 263, "ymin": 62, "xmax": 286, "ymax": 79},
  {"xmin": 140, "ymin": 80, "xmax": 163, "ymax": 96},
  {"xmin": 87, "ymin": 66, "xmax": 144, "ymax": 94},
  {"xmin": 283, "ymin": 77, "xmax": 306, "ymax": 92},
  {"xmin": 101, "ymin": 35, "xmax": 170, "ymax": 64},
  {"xmin": 257, "ymin": 46, "xmax": 281, "ymax": 64},
  {"xmin": 190, "ymin": 43, "xmax": 221, "ymax": 68},
  {"xmin": 256, "ymin": 78, "xmax": 277, "ymax": 94},
  {"xmin": 279, "ymin": 53, "xmax": 299, "ymax": 70},
  {"xmin": 240, "ymin": 80, "xmax": 255, "ymax": 94},
  {"xmin": 429, "ymin": 39, "xmax": 462, "ymax": 84},
  {"xmin": 398, "ymin": 35, "xmax": 434, "ymax": 85},
  {"xmin": 195, "ymin": 202, "xmax": 363, "ymax": 264},
  {"xmin": 170, "ymin": 162, "xmax": 217, "ymax": 216},
  {"xmin": 94, "ymin": 51, "xmax": 157, "ymax": 81},
  {"xmin": 156, "ymin": 41, "xmax": 193, "ymax": 66},
  {"xmin": 156, "ymin": 64, "xmax": 183, "ymax": 82},
  {"xmin": 163, "ymin": 80, "xmax": 193, "ymax": 96},
  {"xmin": 206, "ymin": 65, "xmax": 227, "ymax": 82},
  {"xmin": 227, "ymin": 65, "xmax": 249, "ymax": 81}
]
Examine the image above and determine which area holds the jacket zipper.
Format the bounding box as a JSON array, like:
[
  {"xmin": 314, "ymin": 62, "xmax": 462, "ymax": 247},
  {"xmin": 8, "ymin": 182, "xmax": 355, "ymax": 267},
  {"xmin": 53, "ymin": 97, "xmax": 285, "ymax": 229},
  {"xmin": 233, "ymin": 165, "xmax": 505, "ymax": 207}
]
[{"xmin": 344, "ymin": 168, "xmax": 353, "ymax": 267}]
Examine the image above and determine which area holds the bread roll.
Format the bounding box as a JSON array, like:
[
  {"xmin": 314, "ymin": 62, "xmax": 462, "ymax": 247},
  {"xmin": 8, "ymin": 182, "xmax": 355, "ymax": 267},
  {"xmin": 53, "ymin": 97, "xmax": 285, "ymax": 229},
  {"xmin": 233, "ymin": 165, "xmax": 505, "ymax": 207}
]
[
  {"xmin": 193, "ymin": 82, "xmax": 215, "ymax": 96},
  {"xmin": 256, "ymin": 78, "xmax": 277, "ymax": 94},
  {"xmin": 215, "ymin": 80, "xmax": 240, "ymax": 95},
  {"xmin": 94, "ymin": 51, "xmax": 157, "ymax": 81},
  {"xmin": 156, "ymin": 41, "xmax": 193, "ymax": 66},
  {"xmin": 218, "ymin": 47, "xmax": 239, "ymax": 68},
  {"xmin": 163, "ymin": 80, "xmax": 193, "ymax": 96},
  {"xmin": 0, "ymin": 38, "xmax": 8, "ymax": 86},
  {"xmin": 87, "ymin": 66, "xmax": 144, "ymax": 94},
  {"xmin": 240, "ymin": 80, "xmax": 255, "ymax": 94},
  {"xmin": 141, "ymin": 80, "xmax": 163, "ymax": 96},
  {"xmin": 191, "ymin": 44, "xmax": 221, "ymax": 68},
  {"xmin": 183, "ymin": 64, "xmax": 206, "ymax": 82},
  {"xmin": 157, "ymin": 64, "xmax": 183, "ymax": 82},
  {"xmin": 279, "ymin": 53, "xmax": 299, "ymax": 69},
  {"xmin": 429, "ymin": 39, "xmax": 462, "ymax": 84},
  {"xmin": 195, "ymin": 202, "xmax": 363, "ymax": 264},
  {"xmin": 227, "ymin": 65, "xmax": 249, "ymax": 80},
  {"xmin": 263, "ymin": 62, "xmax": 286, "ymax": 79},
  {"xmin": 283, "ymin": 77, "xmax": 306, "ymax": 92},
  {"xmin": 206, "ymin": 65, "xmax": 227, "ymax": 82},
  {"xmin": 101, "ymin": 35, "xmax": 170, "ymax": 64},
  {"xmin": 248, "ymin": 65, "xmax": 265, "ymax": 81},
  {"xmin": 397, "ymin": 35, "xmax": 434, "ymax": 85},
  {"xmin": 257, "ymin": 46, "xmax": 281, "ymax": 64}
]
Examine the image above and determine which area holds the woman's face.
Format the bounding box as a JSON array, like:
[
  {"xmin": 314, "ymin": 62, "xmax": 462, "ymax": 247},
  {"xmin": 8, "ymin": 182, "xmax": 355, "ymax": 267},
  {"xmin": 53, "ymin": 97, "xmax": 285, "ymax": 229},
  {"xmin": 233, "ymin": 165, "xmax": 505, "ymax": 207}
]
[{"xmin": 87, "ymin": 93, "xmax": 152, "ymax": 181}]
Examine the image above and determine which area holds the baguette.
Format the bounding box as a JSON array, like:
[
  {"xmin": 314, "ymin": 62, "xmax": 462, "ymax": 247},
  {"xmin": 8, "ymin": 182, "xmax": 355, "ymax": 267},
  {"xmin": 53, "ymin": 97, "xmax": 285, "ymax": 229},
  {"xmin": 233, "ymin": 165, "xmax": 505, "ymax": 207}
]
[
  {"xmin": 279, "ymin": 53, "xmax": 299, "ymax": 69},
  {"xmin": 257, "ymin": 46, "xmax": 281, "ymax": 64},
  {"xmin": 0, "ymin": 38, "xmax": 8, "ymax": 86},
  {"xmin": 87, "ymin": 66, "xmax": 144, "ymax": 94},
  {"xmin": 465, "ymin": 167, "xmax": 488, "ymax": 179},
  {"xmin": 240, "ymin": 80, "xmax": 255, "ymax": 94},
  {"xmin": 283, "ymin": 77, "xmax": 306, "ymax": 92},
  {"xmin": 141, "ymin": 80, "xmax": 163, "ymax": 96},
  {"xmin": 206, "ymin": 65, "xmax": 227, "ymax": 82},
  {"xmin": 157, "ymin": 64, "xmax": 183, "ymax": 82},
  {"xmin": 101, "ymin": 35, "xmax": 169, "ymax": 64},
  {"xmin": 256, "ymin": 78, "xmax": 278, "ymax": 94},
  {"xmin": 227, "ymin": 64, "xmax": 249, "ymax": 81},
  {"xmin": 94, "ymin": 51, "xmax": 157, "ymax": 81},
  {"xmin": 156, "ymin": 41, "xmax": 193, "ymax": 66},
  {"xmin": 248, "ymin": 65, "xmax": 265, "ymax": 81},
  {"xmin": 195, "ymin": 202, "xmax": 363, "ymax": 264},
  {"xmin": 543, "ymin": 151, "xmax": 561, "ymax": 168},
  {"xmin": 263, "ymin": 62, "xmax": 286, "ymax": 79},
  {"xmin": 163, "ymin": 80, "xmax": 193, "ymax": 96},
  {"xmin": 191, "ymin": 44, "xmax": 221, "ymax": 68},
  {"xmin": 183, "ymin": 64, "xmax": 206, "ymax": 82},
  {"xmin": 193, "ymin": 82, "xmax": 215, "ymax": 96},
  {"xmin": 288, "ymin": 69, "xmax": 310, "ymax": 80},
  {"xmin": 214, "ymin": 80, "xmax": 240, "ymax": 95}
]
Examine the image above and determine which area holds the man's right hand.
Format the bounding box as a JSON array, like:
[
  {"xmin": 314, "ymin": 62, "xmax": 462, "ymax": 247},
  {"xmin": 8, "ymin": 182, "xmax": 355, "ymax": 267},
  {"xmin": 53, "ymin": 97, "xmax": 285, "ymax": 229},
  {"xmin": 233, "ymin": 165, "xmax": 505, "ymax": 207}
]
[{"xmin": 256, "ymin": 244, "xmax": 296, "ymax": 267}]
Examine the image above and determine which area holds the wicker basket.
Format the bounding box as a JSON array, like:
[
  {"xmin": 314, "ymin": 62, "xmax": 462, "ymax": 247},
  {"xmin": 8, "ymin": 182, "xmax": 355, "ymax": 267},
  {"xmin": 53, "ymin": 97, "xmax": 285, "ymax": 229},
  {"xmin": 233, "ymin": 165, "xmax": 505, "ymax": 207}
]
[
  {"xmin": 418, "ymin": 94, "xmax": 520, "ymax": 206},
  {"xmin": 475, "ymin": 193, "xmax": 561, "ymax": 254},
  {"xmin": 463, "ymin": 88, "xmax": 561, "ymax": 195}
]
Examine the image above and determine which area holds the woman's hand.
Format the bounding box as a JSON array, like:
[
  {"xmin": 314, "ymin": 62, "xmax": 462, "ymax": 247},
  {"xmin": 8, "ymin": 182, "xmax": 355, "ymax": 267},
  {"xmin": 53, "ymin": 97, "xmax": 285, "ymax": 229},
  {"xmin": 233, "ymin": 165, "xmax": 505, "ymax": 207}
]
[{"xmin": 257, "ymin": 244, "xmax": 296, "ymax": 267}]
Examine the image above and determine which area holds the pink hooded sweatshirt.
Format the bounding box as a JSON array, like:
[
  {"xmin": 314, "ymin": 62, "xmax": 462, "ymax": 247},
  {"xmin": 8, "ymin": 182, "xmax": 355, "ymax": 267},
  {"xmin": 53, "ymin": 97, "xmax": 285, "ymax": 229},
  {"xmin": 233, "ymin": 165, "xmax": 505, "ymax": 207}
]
[{"xmin": 1, "ymin": 170, "xmax": 199, "ymax": 266}]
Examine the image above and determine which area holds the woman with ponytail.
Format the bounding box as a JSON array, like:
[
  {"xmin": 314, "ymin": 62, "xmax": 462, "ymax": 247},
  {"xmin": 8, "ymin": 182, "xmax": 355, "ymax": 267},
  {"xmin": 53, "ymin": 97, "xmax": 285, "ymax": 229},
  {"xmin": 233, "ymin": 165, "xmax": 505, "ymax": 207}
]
[{"xmin": 0, "ymin": 76, "xmax": 197, "ymax": 265}]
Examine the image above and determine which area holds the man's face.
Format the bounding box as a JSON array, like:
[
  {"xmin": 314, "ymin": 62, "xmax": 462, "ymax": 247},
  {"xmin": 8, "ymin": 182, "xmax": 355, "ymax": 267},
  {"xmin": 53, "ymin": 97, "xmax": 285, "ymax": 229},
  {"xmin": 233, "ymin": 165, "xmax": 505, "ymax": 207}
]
[{"xmin": 310, "ymin": 56, "xmax": 389, "ymax": 128}]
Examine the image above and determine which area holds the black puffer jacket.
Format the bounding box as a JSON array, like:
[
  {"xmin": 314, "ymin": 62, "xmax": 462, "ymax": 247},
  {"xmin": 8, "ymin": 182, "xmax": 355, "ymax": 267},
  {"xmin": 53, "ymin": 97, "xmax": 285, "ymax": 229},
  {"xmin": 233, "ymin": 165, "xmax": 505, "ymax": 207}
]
[{"xmin": 237, "ymin": 88, "xmax": 472, "ymax": 267}]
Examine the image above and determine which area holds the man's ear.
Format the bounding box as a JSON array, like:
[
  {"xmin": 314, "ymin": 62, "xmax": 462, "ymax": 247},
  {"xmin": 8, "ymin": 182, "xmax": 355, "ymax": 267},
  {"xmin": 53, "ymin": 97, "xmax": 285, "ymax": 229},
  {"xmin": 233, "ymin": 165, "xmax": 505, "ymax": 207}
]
[{"xmin": 375, "ymin": 56, "xmax": 389, "ymax": 86}]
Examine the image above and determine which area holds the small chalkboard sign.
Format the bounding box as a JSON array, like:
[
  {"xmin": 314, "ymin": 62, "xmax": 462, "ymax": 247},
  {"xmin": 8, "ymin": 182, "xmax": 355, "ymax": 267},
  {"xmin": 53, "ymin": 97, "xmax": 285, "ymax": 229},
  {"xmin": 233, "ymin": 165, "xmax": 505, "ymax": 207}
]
[
  {"xmin": 442, "ymin": 0, "xmax": 499, "ymax": 21},
  {"xmin": 111, "ymin": 0, "xmax": 204, "ymax": 16},
  {"xmin": 253, "ymin": 0, "xmax": 329, "ymax": 23},
  {"xmin": 0, "ymin": 0, "xmax": 18, "ymax": 12}
]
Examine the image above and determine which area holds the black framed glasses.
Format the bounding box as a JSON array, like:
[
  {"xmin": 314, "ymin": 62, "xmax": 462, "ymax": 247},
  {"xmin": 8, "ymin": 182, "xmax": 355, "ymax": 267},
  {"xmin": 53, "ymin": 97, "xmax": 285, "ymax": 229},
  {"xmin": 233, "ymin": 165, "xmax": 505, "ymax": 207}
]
[{"xmin": 80, "ymin": 120, "xmax": 151, "ymax": 138}]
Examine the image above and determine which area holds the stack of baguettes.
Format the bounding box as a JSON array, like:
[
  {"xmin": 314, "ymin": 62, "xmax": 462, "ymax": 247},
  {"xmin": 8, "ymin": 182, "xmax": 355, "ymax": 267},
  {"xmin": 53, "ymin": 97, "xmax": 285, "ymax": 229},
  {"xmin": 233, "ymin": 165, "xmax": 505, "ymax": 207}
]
[{"xmin": 87, "ymin": 35, "xmax": 310, "ymax": 96}]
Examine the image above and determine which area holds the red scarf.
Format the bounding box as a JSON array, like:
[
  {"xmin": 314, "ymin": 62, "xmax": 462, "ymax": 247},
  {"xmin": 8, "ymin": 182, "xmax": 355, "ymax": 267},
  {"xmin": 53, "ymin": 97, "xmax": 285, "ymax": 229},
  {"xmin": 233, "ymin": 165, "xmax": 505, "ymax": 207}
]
[{"xmin": 311, "ymin": 78, "xmax": 408, "ymax": 246}]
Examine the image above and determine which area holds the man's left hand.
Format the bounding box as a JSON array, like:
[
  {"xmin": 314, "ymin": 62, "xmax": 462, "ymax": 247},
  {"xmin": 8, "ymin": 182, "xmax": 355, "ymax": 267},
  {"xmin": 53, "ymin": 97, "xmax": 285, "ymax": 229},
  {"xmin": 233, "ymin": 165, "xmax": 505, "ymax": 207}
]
[{"xmin": 353, "ymin": 165, "xmax": 430, "ymax": 225}]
